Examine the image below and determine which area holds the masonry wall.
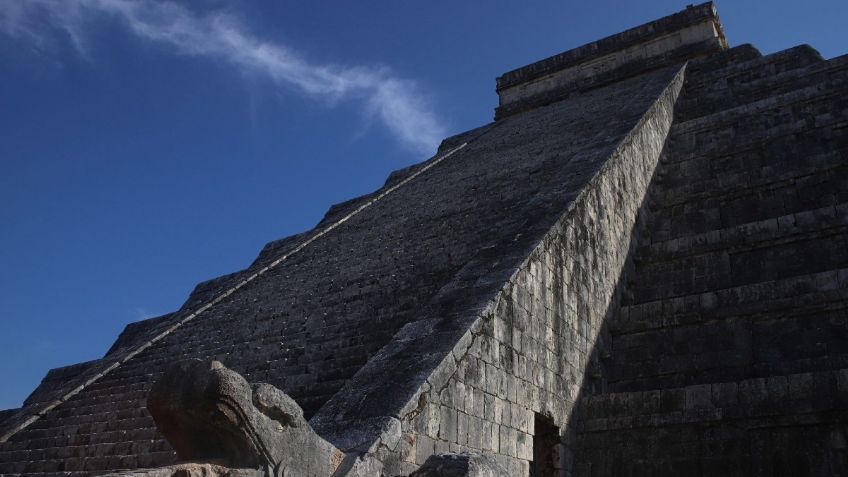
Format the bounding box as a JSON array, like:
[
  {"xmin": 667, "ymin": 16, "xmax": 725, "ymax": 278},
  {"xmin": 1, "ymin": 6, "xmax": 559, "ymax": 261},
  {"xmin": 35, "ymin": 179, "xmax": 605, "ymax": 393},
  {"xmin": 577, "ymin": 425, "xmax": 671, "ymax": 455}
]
[
  {"xmin": 5, "ymin": 5, "xmax": 848, "ymax": 477},
  {"xmin": 572, "ymin": 45, "xmax": 848, "ymax": 477},
  {"xmin": 354, "ymin": 67, "xmax": 685, "ymax": 476},
  {"xmin": 0, "ymin": 63, "xmax": 681, "ymax": 477}
]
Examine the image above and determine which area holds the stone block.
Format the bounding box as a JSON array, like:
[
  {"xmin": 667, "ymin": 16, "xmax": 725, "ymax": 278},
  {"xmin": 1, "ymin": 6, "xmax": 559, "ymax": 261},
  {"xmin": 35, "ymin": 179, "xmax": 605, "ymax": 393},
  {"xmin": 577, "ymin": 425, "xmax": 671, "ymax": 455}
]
[
  {"xmin": 438, "ymin": 407, "xmax": 458, "ymax": 443},
  {"xmin": 409, "ymin": 452, "xmax": 508, "ymax": 477}
]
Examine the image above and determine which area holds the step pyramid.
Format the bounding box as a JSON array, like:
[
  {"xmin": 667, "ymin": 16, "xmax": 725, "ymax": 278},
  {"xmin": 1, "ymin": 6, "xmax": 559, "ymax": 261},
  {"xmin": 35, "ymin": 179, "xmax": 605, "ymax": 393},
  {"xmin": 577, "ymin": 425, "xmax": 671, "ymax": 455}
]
[{"xmin": 1, "ymin": 3, "xmax": 845, "ymax": 476}]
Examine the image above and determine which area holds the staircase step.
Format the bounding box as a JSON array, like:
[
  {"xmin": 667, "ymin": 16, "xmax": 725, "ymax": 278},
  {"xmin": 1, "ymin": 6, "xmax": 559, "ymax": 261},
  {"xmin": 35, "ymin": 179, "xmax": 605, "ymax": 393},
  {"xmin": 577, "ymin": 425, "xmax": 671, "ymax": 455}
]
[
  {"xmin": 654, "ymin": 148, "xmax": 846, "ymax": 208},
  {"xmin": 615, "ymin": 268, "xmax": 848, "ymax": 334},
  {"xmin": 677, "ymin": 47, "xmax": 841, "ymax": 120},
  {"xmin": 626, "ymin": 227, "xmax": 848, "ymax": 303},
  {"xmin": 646, "ymin": 151, "xmax": 848, "ymax": 242},
  {"xmin": 672, "ymin": 73, "xmax": 848, "ymax": 138},
  {"xmin": 582, "ymin": 368, "xmax": 848, "ymax": 432},
  {"xmin": 608, "ymin": 297, "xmax": 848, "ymax": 391},
  {"xmin": 638, "ymin": 203, "xmax": 848, "ymax": 262},
  {"xmin": 683, "ymin": 45, "xmax": 821, "ymax": 96}
]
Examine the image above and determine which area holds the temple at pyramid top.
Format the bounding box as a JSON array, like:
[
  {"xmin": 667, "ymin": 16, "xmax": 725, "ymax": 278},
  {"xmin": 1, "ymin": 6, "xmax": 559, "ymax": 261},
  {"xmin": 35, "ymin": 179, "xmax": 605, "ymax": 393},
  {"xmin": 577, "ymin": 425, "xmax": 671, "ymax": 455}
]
[
  {"xmin": 495, "ymin": 2, "xmax": 727, "ymax": 119},
  {"xmin": 2, "ymin": 2, "xmax": 848, "ymax": 476}
]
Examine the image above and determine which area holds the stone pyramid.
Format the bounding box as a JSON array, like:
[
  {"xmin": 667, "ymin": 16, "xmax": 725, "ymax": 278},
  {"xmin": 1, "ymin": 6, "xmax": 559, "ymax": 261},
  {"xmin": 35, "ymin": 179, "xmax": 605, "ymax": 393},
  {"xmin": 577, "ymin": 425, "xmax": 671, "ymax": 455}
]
[{"xmin": 2, "ymin": 3, "xmax": 846, "ymax": 476}]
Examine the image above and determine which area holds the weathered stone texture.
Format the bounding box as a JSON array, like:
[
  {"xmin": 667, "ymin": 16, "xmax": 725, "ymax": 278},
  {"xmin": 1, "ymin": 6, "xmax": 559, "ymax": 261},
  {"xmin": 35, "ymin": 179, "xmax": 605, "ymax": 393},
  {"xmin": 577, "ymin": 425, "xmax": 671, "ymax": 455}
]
[
  {"xmin": 101, "ymin": 463, "xmax": 262, "ymax": 477},
  {"xmin": 0, "ymin": 409, "xmax": 17, "ymax": 427},
  {"xmin": 1, "ymin": 3, "xmax": 847, "ymax": 476},
  {"xmin": 308, "ymin": 65, "xmax": 683, "ymax": 476},
  {"xmin": 573, "ymin": 42, "xmax": 848, "ymax": 476},
  {"xmin": 409, "ymin": 452, "xmax": 508, "ymax": 477},
  {"xmin": 495, "ymin": 2, "xmax": 724, "ymax": 119},
  {"xmin": 0, "ymin": 40, "xmax": 683, "ymax": 477},
  {"xmin": 146, "ymin": 360, "xmax": 343, "ymax": 476}
]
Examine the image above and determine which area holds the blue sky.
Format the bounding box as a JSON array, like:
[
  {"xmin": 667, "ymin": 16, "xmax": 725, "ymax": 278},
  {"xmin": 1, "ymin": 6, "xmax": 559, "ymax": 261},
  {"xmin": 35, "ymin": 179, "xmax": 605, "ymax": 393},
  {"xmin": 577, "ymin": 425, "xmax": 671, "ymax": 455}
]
[{"xmin": 0, "ymin": 1, "xmax": 845, "ymax": 410}]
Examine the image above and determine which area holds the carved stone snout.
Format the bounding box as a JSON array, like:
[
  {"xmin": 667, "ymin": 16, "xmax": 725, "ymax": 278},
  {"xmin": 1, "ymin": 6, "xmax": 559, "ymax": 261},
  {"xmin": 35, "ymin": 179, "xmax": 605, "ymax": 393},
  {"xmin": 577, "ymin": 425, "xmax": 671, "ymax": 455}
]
[{"xmin": 147, "ymin": 359, "xmax": 344, "ymax": 477}]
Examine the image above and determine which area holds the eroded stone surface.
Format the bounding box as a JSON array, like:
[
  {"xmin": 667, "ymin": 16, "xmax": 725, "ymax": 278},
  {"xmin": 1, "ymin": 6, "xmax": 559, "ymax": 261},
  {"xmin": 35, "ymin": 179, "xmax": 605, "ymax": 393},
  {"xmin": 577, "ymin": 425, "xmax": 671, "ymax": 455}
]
[
  {"xmin": 494, "ymin": 2, "xmax": 725, "ymax": 119},
  {"xmin": 409, "ymin": 453, "xmax": 507, "ymax": 477},
  {"xmin": 101, "ymin": 463, "xmax": 262, "ymax": 477},
  {"xmin": 572, "ymin": 40, "xmax": 848, "ymax": 477},
  {"xmin": 147, "ymin": 360, "xmax": 343, "ymax": 477},
  {"xmin": 1, "ymin": 3, "xmax": 847, "ymax": 477}
]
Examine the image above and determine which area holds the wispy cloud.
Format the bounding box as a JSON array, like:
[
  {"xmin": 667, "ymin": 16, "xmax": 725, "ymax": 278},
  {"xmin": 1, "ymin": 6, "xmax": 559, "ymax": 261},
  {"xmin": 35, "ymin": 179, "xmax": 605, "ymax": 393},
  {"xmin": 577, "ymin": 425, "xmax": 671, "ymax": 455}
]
[
  {"xmin": 0, "ymin": 0, "xmax": 446, "ymax": 154},
  {"xmin": 133, "ymin": 307, "xmax": 157, "ymax": 320}
]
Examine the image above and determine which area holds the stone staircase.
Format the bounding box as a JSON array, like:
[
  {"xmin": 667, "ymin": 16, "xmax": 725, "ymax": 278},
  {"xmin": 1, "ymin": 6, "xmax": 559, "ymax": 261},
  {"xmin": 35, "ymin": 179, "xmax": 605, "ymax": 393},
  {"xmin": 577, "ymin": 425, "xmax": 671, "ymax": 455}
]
[
  {"xmin": 574, "ymin": 46, "xmax": 848, "ymax": 476},
  {"xmin": 0, "ymin": 60, "xmax": 683, "ymax": 475}
]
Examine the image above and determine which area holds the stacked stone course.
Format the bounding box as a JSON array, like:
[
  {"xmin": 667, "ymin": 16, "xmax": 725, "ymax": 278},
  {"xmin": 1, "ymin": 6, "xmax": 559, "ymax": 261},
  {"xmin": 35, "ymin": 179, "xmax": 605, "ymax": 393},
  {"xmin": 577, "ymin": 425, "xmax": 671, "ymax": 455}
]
[
  {"xmin": 574, "ymin": 41, "xmax": 848, "ymax": 476},
  {"xmin": 1, "ymin": 3, "xmax": 846, "ymax": 476}
]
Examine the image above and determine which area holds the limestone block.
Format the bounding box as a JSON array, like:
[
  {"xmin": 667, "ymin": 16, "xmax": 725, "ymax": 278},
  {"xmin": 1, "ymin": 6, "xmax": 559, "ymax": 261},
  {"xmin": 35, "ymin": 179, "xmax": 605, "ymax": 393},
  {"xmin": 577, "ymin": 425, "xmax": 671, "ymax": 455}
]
[{"xmin": 409, "ymin": 452, "xmax": 508, "ymax": 477}]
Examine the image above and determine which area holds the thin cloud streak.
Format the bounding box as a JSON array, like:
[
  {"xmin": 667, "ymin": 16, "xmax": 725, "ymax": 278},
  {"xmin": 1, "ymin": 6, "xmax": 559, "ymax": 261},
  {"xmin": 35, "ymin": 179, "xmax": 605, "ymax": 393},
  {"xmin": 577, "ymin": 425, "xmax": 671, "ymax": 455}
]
[{"xmin": 0, "ymin": 0, "xmax": 446, "ymax": 154}]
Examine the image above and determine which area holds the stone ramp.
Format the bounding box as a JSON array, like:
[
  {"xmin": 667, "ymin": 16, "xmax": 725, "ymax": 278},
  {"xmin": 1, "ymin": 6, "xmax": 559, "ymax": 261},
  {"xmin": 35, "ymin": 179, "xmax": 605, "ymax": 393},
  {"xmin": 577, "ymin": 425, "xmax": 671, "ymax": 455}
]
[
  {"xmin": 573, "ymin": 45, "xmax": 848, "ymax": 475},
  {"xmin": 0, "ymin": 64, "xmax": 683, "ymax": 475},
  {"xmin": 6, "ymin": 4, "xmax": 846, "ymax": 475}
]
